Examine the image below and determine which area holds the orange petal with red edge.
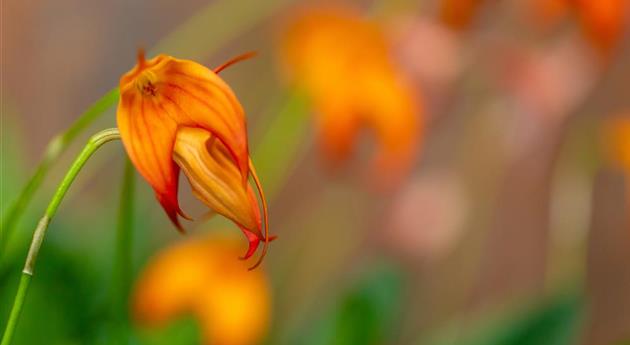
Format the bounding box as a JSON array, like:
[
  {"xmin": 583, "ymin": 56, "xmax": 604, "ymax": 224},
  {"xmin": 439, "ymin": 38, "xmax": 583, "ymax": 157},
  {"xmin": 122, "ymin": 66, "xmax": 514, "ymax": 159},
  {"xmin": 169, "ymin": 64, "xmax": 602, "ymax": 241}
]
[{"xmin": 117, "ymin": 90, "xmax": 187, "ymax": 229}]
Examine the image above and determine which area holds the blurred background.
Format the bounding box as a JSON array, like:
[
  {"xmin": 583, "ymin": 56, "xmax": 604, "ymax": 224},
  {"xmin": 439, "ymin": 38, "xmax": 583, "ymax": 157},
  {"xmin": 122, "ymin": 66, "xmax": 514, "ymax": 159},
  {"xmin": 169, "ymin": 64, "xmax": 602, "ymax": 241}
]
[{"xmin": 1, "ymin": 0, "xmax": 630, "ymax": 344}]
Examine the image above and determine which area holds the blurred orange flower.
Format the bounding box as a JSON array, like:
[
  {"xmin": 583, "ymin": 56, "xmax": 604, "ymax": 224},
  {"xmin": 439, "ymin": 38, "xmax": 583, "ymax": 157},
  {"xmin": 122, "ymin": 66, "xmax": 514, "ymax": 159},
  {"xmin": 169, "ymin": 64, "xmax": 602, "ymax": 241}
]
[
  {"xmin": 281, "ymin": 7, "xmax": 422, "ymax": 187},
  {"xmin": 575, "ymin": 0, "xmax": 628, "ymax": 56},
  {"xmin": 133, "ymin": 236, "xmax": 270, "ymax": 345},
  {"xmin": 117, "ymin": 50, "xmax": 271, "ymax": 267},
  {"xmin": 440, "ymin": 0, "xmax": 485, "ymax": 30},
  {"xmin": 603, "ymin": 115, "xmax": 630, "ymax": 173},
  {"xmin": 533, "ymin": 0, "xmax": 628, "ymax": 56}
]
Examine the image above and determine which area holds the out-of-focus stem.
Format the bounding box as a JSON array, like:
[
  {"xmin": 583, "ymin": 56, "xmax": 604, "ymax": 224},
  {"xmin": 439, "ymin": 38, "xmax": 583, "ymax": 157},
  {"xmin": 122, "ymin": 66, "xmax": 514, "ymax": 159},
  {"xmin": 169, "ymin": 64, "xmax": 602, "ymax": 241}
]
[
  {"xmin": 252, "ymin": 90, "xmax": 311, "ymax": 197},
  {"xmin": 0, "ymin": 129, "xmax": 121, "ymax": 345},
  {"xmin": 0, "ymin": 88, "xmax": 120, "ymax": 253},
  {"xmin": 110, "ymin": 158, "xmax": 135, "ymax": 340}
]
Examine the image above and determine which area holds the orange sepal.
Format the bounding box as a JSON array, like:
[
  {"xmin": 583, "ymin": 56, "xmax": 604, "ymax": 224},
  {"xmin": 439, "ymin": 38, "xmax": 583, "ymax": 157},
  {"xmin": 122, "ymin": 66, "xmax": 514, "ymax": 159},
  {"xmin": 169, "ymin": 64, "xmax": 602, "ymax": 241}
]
[
  {"xmin": 214, "ymin": 51, "xmax": 257, "ymax": 74},
  {"xmin": 116, "ymin": 90, "xmax": 189, "ymax": 229}
]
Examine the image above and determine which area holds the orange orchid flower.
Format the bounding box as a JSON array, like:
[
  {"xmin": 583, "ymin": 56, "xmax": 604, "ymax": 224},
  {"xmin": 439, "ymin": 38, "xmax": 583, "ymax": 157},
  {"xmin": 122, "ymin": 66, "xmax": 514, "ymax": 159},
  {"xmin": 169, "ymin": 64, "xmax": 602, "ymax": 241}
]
[
  {"xmin": 574, "ymin": 0, "xmax": 628, "ymax": 56},
  {"xmin": 133, "ymin": 235, "xmax": 270, "ymax": 345},
  {"xmin": 282, "ymin": 7, "xmax": 422, "ymax": 187},
  {"xmin": 533, "ymin": 0, "xmax": 628, "ymax": 56},
  {"xmin": 117, "ymin": 50, "xmax": 270, "ymax": 268}
]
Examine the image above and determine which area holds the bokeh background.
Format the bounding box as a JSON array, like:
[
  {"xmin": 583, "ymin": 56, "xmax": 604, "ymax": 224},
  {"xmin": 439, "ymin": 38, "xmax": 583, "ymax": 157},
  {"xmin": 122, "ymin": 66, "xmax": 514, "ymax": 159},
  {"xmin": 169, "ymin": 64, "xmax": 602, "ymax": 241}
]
[{"xmin": 1, "ymin": 0, "xmax": 630, "ymax": 344}]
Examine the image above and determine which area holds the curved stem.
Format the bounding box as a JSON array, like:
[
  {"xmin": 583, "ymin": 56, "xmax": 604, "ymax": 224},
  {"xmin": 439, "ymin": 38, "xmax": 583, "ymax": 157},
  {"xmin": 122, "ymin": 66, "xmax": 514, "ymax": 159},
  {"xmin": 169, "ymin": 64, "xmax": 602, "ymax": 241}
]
[
  {"xmin": 1, "ymin": 128, "xmax": 121, "ymax": 345},
  {"xmin": 0, "ymin": 88, "xmax": 120, "ymax": 253}
]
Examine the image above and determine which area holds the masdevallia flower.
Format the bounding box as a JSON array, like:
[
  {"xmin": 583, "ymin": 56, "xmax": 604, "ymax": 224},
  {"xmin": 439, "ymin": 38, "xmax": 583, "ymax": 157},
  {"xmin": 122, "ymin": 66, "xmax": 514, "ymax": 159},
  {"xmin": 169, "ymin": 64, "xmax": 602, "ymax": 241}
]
[
  {"xmin": 117, "ymin": 50, "xmax": 270, "ymax": 267},
  {"xmin": 282, "ymin": 7, "xmax": 422, "ymax": 188},
  {"xmin": 133, "ymin": 235, "xmax": 270, "ymax": 345}
]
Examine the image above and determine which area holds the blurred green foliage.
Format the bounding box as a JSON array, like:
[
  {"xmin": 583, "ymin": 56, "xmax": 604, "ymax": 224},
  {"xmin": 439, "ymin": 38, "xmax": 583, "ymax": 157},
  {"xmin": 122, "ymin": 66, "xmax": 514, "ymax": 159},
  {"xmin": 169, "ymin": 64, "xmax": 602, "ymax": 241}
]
[
  {"xmin": 424, "ymin": 292, "xmax": 583, "ymax": 345},
  {"xmin": 135, "ymin": 317, "xmax": 201, "ymax": 345},
  {"xmin": 0, "ymin": 118, "xmax": 31, "ymax": 262},
  {"xmin": 0, "ymin": 238, "xmax": 101, "ymax": 344},
  {"xmin": 294, "ymin": 263, "xmax": 404, "ymax": 345}
]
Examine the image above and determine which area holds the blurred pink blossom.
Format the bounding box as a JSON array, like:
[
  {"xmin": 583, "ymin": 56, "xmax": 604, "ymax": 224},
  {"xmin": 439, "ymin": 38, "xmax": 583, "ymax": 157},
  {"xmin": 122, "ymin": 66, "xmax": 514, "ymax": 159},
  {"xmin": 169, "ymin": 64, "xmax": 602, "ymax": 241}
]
[
  {"xmin": 383, "ymin": 170, "xmax": 468, "ymax": 262},
  {"xmin": 388, "ymin": 16, "xmax": 462, "ymax": 118},
  {"xmin": 498, "ymin": 36, "xmax": 597, "ymax": 124},
  {"xmin": 494, "ymin": 36, "xmax": 598, "ymax": 157}
]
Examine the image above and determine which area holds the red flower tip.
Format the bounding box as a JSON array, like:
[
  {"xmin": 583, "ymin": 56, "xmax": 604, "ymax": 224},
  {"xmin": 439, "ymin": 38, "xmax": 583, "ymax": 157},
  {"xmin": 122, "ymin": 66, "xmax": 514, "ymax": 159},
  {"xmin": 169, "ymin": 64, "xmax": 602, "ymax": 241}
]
[
  {"xmin": 239, "ymin": 228, "xmax": 261, "ymax": 261},
  {"xmin": 156, "ymin": 191, "xmax": 192, "ymax": 234}
]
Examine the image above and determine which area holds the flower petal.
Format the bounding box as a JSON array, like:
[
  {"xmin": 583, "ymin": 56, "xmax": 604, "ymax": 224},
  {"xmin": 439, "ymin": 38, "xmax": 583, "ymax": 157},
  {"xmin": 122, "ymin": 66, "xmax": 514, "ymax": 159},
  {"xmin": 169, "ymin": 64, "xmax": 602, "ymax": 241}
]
[
  {"xmin": 173, "ymin": 126, "xmax": 262, "ymax": 241},
  {"xmin": 117, "ymin": 91, "xmax": 187, "ymax": 230},
  {"xmin": 158, "ymin": 58, "xmax": 250, "ymax": 180}
]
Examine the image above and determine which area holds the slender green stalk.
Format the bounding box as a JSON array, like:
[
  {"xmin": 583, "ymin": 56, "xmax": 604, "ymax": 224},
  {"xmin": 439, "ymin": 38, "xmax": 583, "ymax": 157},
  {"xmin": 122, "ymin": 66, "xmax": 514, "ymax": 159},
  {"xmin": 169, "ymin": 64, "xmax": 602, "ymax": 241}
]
[
  {"xmin": 111, "ymin": 158, "xmax": 135, "ymax": 341},
  {"xmin": 0, "ymin": 129, "xmax": 120, "ymax": 345},
  {"xmin": 0, "ymin": 88, "xmax": 120, "ymax": 252}
]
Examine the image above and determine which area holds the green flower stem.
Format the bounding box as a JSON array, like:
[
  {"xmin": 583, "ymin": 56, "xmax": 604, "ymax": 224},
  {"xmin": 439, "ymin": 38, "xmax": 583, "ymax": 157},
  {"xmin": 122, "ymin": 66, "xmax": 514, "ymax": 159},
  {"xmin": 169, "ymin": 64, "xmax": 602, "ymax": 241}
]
[
  {"xmin": 0, "ymin": 128, "xmax": 121, "ymax": 345},
  {"xmin": 252, "ymin": 90, "xmax": 311, "ymax": 197},
  {"xmin": 0, "ymin": 88, "xmax": 120, "ymax": 252},
  {"xmin": 111, "ymin": 158, "xmax": 135, "ymax": 339}
]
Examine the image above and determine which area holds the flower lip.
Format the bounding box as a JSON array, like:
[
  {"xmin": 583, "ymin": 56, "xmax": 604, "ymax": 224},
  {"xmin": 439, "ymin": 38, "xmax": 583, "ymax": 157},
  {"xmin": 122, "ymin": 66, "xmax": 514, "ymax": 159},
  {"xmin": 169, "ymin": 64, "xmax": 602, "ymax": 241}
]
[{"xmin": 171, "ymin": 126, "xmax": 272, "ymax": 270}]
